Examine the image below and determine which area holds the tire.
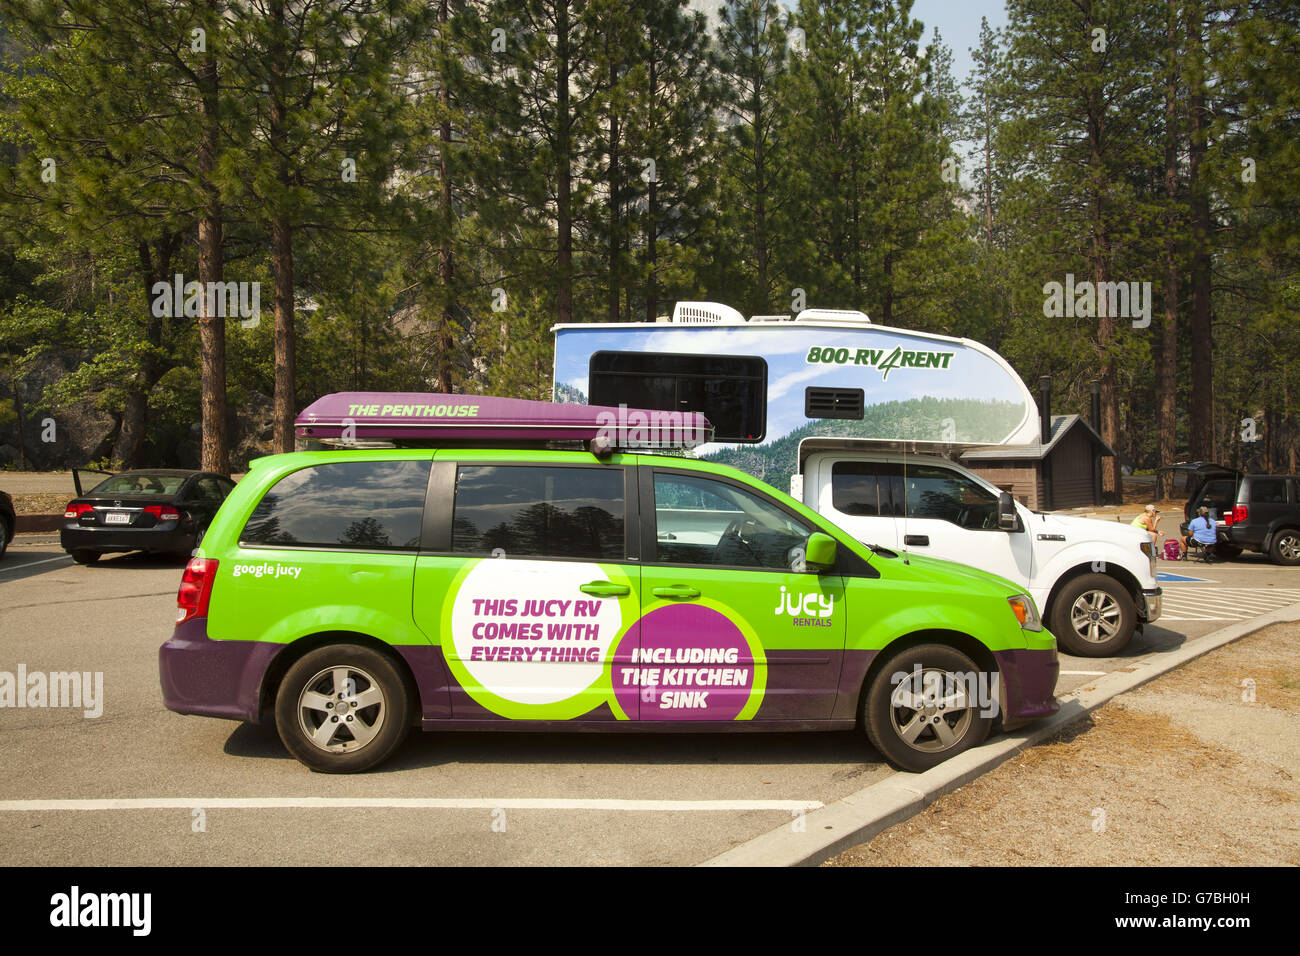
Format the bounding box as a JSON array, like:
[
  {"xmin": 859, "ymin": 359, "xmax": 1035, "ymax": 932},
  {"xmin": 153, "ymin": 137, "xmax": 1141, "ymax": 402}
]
[
  {"xmin": 70, "ymin": 549, "xmax": 101, "ymax": 565},
  {"xmin": 1269, "ymin": 529, "xmax": 1300, "ymax": 566},
  {"xmin": 1215, "ymin": 544, "xmax": 1243, "ymax": 561},
  {"xmin": 274, "ymin": 644, "xmax": 411, "ymax": 773},
  {"xmin": 862, "ymin": 644, "xmax": 994, "ymax": 773},
  {"xmin": 0, "ymin": 515, "xmax": 9, "ymax": 560},
  {"xmin": 1050, "ymin": 573, "xmax": 1135, "ymax": 657}
]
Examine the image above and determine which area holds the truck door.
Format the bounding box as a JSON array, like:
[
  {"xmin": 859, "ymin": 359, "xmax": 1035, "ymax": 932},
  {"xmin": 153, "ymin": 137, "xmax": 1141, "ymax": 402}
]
[{"xmin": 886, "ymin": 462, "xmax": 1033, "ymax": 585}]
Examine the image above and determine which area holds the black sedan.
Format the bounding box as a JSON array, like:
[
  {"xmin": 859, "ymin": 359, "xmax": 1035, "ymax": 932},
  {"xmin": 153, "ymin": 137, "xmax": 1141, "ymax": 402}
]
[{"xmin": 61, "ymin": 470, "xmax": 236, "ymax": 564}]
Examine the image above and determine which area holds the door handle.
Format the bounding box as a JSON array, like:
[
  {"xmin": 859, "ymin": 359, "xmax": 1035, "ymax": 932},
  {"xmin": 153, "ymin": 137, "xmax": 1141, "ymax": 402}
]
[
  {"xmin": 652, "ymin": 585, "xmax": 700, "ymax": 599},
  {"xmin": 580, "ymin": 581, "xmax": 630, "ymax": 596},
  {"xmin": 904, "ymin": 535, "xmax": 930, "ymax": 546}
]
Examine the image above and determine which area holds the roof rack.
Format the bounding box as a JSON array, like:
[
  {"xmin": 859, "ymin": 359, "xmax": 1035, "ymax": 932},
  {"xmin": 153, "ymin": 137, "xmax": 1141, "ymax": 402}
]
[{"xmin": 294, "ymin": 392, "xmax": 713, "ymax": 456}]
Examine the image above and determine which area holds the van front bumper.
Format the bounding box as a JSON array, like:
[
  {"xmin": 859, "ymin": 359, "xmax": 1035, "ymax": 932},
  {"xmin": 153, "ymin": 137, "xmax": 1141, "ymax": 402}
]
[
  {"xmin": 994, "ymin": 646, "xmax": 1060, "ymax": 730},
  {"xmin": 159, "ymin": 619, "xmax": 281, "ymax": 723}
]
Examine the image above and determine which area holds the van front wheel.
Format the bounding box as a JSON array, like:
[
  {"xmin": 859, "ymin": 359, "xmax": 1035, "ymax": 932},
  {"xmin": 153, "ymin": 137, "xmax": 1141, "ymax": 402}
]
[
  {"xmin": 863, "ymin": 644, "xmax": 993, "ymax": 772},
  {"xmin": 275, "ymin": 645, "xmax": 411, "ymax": 773}
]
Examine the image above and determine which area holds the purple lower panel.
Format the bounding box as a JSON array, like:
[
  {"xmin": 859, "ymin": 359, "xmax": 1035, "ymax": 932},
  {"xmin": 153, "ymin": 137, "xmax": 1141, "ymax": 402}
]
[
  {"xmin": 753, "ymin": 649, "xmax": 850, "ymax": 720},
  {"xmin": 421, "ymin": 718, "xmax": 856, "ymax": 733},
  {"xmin": 994, "ymin": 647, "xmax": 1060, "ymax": 729},
  {"xmin": 158, "ymin": 619, "xmax": 282, "ymax": 723},
  {"xmin": 830, "ymin": 649, "xmax": 878, "ymax": 721},
  {"xmin": 392, "ymin": 644, "xmax": 455, "ymax": 720}
]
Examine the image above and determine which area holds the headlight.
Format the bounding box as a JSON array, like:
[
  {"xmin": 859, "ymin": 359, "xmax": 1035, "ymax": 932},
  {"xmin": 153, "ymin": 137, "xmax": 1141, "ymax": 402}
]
[
  {"xmin": 1007, "ymin": 594, "xmax": 1043, "ymax": 630},
  {"xmin": 1139, "ymin": 540, "xmax": 1156, "ymax": 574}
]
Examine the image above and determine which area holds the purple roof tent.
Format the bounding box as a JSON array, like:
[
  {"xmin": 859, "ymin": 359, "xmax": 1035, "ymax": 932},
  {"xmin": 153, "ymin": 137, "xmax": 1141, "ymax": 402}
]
[{"xmin": 294, "ymin": 392, "xmax": 714, "ymax": 451}]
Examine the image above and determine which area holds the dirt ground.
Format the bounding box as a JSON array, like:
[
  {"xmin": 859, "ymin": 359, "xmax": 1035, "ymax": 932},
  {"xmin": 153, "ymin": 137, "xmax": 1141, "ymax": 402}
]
[{"xmin": 825, "ymin": 623, "xmax": 1300, "ymax": 866}]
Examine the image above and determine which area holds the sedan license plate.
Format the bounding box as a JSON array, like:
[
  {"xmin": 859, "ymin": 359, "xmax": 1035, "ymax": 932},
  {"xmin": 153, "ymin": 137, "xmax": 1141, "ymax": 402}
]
[{"xmin": 105, "ymin": 512, "xmax": 131, "ymax": 525}]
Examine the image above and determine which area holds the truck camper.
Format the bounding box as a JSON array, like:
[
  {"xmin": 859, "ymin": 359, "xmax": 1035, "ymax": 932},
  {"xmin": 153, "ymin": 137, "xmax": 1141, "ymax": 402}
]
[{"xmin": 553, "ymin": 302, "xmax": 1161, "ymax": 657}]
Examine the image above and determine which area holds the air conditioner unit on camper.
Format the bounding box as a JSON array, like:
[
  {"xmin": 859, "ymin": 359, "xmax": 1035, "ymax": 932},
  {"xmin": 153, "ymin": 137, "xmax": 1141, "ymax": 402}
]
[
  {"xmin": 671, "ymin": 301, "xmax": 746, "ymax": 324},
  {"xmin": 794, "ymin": 308, "xmax": 871, "ymax": 324}
]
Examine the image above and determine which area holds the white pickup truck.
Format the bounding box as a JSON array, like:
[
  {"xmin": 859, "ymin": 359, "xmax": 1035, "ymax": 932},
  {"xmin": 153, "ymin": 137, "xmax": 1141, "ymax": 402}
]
[{"xmin": 796, "ymin": 444, "xmax": 1161, "ymax": 656}]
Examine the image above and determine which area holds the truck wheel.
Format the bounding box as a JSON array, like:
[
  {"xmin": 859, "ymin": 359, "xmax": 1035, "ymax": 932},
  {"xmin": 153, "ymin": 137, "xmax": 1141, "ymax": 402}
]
[
  {"xmin": 1051, "ymin": 574, "xmax": 1135, "ymax": 657},
  {"xmin": 1269, "ymin": 530, "xmax": 1300, "ymax": 566},
  {"xmin": 1215, "ymin": 544, "xmax": 1243, "ymax": 561},
  {"xmin": 275, "ymin": 644, "xmax": 411, "ymax": 773},
  {"xmin": 0, "ymin": 515, "xmax": 9, "ymax": 559},
  {"xmin": 862, "ymin": 644, "xmax": 993, "ymax": 772}
]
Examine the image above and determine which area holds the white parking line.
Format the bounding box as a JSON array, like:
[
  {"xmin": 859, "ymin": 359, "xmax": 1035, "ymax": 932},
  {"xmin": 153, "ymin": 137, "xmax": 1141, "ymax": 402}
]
[
  {"xmin": 0, "ymin": 797, "xmax": 824, "ymax": 813},
  {"xmin": 1158, "ymin": 588, "xmax": 1300, "ymax": 620},
  {"xmin": 0, "ymin": 555, "xmax": 71, "ymax": 574}
]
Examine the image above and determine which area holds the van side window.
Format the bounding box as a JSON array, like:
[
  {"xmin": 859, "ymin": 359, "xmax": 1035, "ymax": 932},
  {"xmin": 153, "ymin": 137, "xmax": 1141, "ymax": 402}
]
[
  {"xmin": 653, "ymin": 472, "xmax": 812, "ymax": 570},
  {"xmin": 451, "ymin": 465, "xmax": 624, "ymax": 560},
  {"xmin": 242, "ymin": 460, "xmax": 430, "ymax": 550}
]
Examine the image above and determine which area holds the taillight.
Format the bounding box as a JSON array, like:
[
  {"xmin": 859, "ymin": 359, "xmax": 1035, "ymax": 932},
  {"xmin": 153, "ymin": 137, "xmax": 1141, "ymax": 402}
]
[
  {"xmin": 1232, "ymin": 505, "xmax": 1248, "ymax": 524},
  {"xmin": 64, "ymin": 502, "xmax": 94, "ymax": 519},
  {"xmin": 176, "ymin": 557, "xmax": 218, "ymax": 624},
  {"xmin": 145, "ymin": 505, "xmax": 183, "ymax": 521}
]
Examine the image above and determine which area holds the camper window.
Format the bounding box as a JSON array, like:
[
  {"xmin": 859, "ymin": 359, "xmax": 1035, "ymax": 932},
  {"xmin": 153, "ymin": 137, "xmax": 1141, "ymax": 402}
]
[{"xmin": 588, "ymin": 351, "xmax": 766, "ymax": 443}]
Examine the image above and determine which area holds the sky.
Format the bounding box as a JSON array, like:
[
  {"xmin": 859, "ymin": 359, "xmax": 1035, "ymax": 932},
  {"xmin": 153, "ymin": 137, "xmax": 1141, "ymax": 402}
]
[
  {"xmin": 910, "ymin": 0, "xmax": 1010, "ymax": 92},
  {"xmin": 687, "ymin": 0, "xmax": 1011, "ymax": 94}
]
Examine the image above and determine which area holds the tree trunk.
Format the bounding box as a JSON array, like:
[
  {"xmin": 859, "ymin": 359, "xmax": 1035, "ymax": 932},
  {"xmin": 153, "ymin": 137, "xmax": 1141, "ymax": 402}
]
[
  {"xmin": 555, "ymin": 1, "xmax": 573, "ymax": 325},
  {"xmin": 436, "ymin": 0, "xmax": 456, "ymax": 391},
  {"xmin": 197, "ymin": 43, "xmax": 229, "ymax": 474},
  {"xmin": 272, "ymin": 218, "xmax": 295, "ymax": 453},
  {"xmin": 1186, "ymin": 2, "xmax": 1213, "ymax": 462},
  {"xmin": 270, "ymin": 0, "xmax": 296, "ymax": 453},
  {"xmin": 1156, "ymin": 0, "xmax": 1180, "ymax": 499}
]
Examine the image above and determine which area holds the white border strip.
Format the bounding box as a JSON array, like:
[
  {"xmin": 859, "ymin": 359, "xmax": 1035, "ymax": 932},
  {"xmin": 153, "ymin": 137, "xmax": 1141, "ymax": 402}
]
[{"xmin": 0, "ymin": 797, "xmax": 822, "ymax": 813}]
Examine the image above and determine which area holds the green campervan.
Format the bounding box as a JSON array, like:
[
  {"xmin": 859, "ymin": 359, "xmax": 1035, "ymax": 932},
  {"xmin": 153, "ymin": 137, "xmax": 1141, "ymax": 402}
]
[{"xmin": 159, "ymin": 393, "xmax": 1059, "ymax": 773}]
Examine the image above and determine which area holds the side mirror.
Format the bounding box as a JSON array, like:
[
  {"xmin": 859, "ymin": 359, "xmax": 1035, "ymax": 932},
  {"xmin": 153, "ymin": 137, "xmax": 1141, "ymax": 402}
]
[
  {"xmin": 804, "ymin": 532, "xmax": 837, "ymax": 572},
  {"xmin": 998, "ymin": 492, "xmax": 1018, "ymax": 531}
]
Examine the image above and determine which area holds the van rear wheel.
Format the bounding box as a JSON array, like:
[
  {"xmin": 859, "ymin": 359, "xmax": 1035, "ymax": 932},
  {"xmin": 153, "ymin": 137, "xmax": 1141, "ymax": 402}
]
[
  {"xmin": 863, "ymin": 644, "xmax": 993, "ymax": 772},
  {"xmin": 275, "ymin": 644, "xmax": 411, "ymax": 773}
]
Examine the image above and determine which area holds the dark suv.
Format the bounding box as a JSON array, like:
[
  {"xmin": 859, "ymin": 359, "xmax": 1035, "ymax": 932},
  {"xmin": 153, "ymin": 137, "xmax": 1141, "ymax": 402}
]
[{"xmin": 1183, "ymin": 473, "xmax": 1300, "ymax": 565}]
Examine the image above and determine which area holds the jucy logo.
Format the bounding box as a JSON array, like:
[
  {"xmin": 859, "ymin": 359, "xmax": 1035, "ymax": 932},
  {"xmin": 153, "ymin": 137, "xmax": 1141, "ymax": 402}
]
[
  {"xmin": 774, "ymin": 585, "xmax": 833, "ymax": 621},
  {"xmin": 805, "ymin": 345, "xmax": 954, "ymax": 381}
]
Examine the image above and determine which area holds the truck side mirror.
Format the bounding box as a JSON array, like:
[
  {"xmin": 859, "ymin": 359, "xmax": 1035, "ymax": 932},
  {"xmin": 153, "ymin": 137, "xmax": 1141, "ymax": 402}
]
[
  {"xmin": 998, "ymin": 492, "xmax": 1018, "ymax": 531},
  {"xmin": 804, "ymin": 532, "xmax": 837, "ymax": 571}
]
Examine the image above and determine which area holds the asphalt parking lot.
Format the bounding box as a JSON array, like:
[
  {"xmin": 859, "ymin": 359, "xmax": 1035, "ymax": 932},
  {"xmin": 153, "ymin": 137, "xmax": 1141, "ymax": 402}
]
[{"xmin": 2, "ymin": 536, "xmax": 1297, "ymax": 866}]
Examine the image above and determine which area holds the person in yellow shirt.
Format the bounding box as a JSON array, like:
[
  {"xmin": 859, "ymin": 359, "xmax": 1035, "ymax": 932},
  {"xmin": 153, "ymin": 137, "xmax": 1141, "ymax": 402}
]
[{"xmin": 1131, "ymin": 504, "xmax": 1166, "ymax": 554}]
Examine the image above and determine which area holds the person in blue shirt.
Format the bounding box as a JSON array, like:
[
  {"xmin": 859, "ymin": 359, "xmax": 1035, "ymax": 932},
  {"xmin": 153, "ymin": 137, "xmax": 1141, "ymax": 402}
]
[{"xmin": 1184, "ymin": 506, "xmax": 1218, "ymax": 560}]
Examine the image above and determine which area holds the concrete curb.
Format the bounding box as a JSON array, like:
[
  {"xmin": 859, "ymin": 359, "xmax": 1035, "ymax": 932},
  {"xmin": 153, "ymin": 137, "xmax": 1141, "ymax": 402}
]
[
  {"xmin": 15, "ymin": 514, "xmax": 62, "ymax": 533},
  {"xmin": 700, "ymin": 602, "xmax": 1300, "ymax": 867}
]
